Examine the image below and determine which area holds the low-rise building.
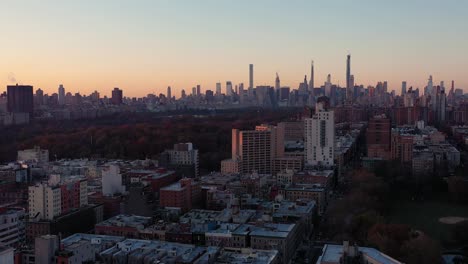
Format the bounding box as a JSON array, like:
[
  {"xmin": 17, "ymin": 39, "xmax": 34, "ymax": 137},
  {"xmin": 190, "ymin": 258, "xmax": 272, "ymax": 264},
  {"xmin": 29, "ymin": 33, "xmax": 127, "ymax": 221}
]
[
  {"xmin": 160, "ymin": 178, "xmax": 202, "ymax": 212},
  {"xmin": 0, "ymin": 206, "xmax": 25, "ymax": 248},
  {"xmin": 317, "ymin": 241, "xmax": 402, "ymax": 264},
  {"xmin": 205, "ymin": 223, "xmax": 240, "ymax": 247},
  {"xmin": 28, "ymin": 176, "xmax": 88, "ymax": 221},
  {"xmin": 101, "ymin": 164, "xmax": 125, "ymax": 196},
  {"xmin": 17, "ymin": 146, "xmax": 49, "ymax": 164},
  {"xmin": 212, "ymin": 248, "xmax": 279, "ymax": 264},
  {"xmin": 221, "ymin": 159, "xmax": 241, "ymax": 174},
  {"xmin": 279, "ymin": 184, "xmax": 327, "ymax": 214},
  {"xmin": 56, "ymin": 233, "xmax": 125, "ymax": 264},
  {"xmin": 34, "ymin": 235, "xmax": 59, "ymax": 264},
  {"xmin": 159, "ymin": 142, "xmax": 199, "ymax": 178},
  {"xmin": 276, "ymin": 169, "xmax": 294, "ymax": 185},
  {"xmin": 260, "ymin": 200, "xmax": 316, "ymax": 238},
  {"xmin": 99, "ymin": 239, "xmax": 219, "ymax": 264},
  {"xmin": 272, "ymin": 157, "xmax": 303, "ymax": 176},
  {"xmin": 26, "ymin": 204, "xmax": 103, "ymax": 243},
  {"xmin": 206, "ymin": 189, "xmax": 237, "ymax": 210},
  {"xmin": 0, "ymin": 246, "xmax": 14, "ymax": 264},
  {"xmin": 234, "ymin": 223, "xmax": 300, "ymax": 263},
  {"xmin": 95, "ymin": 214, "xmax": 152, "ymax": 238},
  {"xmin": 292, "ymin": 170, "xmax": 334, "ymax": 190}
]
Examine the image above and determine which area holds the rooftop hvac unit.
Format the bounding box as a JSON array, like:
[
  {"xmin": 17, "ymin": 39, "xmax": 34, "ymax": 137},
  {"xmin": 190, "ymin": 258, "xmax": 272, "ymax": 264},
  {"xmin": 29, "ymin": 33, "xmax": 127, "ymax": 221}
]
[
  {"xmin": 123, "ymin": 246, "xmax": 132, "ymax": 252},
  {"xmin": 91, "ymin": 238, "xmax": 101, "ymax": 245}
]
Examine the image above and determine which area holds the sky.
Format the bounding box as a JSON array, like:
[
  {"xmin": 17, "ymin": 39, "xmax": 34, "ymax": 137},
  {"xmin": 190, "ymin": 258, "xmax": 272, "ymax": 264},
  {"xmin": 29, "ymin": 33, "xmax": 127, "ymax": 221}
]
[{"xmin": 0, "ymin": 0, "xmax": 467, "ymax": 97}]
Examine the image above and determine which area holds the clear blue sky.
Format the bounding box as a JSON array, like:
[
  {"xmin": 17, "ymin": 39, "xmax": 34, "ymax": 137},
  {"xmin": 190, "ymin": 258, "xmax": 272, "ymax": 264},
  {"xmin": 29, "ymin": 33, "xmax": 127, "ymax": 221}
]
[{"xmin": 0, "ymin": 0, "xmax": 466, "ymax": 96}]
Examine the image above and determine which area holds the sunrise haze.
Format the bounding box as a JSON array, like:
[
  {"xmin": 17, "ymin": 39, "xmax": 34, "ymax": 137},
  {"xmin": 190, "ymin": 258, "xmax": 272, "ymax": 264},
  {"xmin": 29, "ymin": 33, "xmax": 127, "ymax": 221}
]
[{"xmin": 1, "ymin": 0, "xmax": 467, "ymax": 97}]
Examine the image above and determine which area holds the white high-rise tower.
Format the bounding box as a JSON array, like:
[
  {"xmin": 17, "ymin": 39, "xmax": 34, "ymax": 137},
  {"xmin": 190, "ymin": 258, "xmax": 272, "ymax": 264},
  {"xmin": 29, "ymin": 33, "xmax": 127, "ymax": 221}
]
[{"xmin": 304, "ymin": 101, "xmax": 335, "ymax": 166}]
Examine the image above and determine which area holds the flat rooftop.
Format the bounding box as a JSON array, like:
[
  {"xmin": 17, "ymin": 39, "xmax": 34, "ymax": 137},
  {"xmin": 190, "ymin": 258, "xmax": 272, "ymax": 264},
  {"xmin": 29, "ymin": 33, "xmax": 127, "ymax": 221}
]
[
  {"xmin": 214, "ymin": 249, "xmax": 278, "ymax": 264},
  {"xmin": 96, "ymin": 214, "xmax": 152, "ymax": 229},
  {"xmin": 318, "ymin": 244, "xmax": 402, "ymax": 264},
  {"xmin": 100, "ymin": 239, "xmax": 220, "ymax": 263},
  {"xmin": 61, "ymin": 233, "xmax": 125, "ymax": 248},
  {"xmin": 232, "ymin": 223, "xmax": 295, "ymax": 239}
]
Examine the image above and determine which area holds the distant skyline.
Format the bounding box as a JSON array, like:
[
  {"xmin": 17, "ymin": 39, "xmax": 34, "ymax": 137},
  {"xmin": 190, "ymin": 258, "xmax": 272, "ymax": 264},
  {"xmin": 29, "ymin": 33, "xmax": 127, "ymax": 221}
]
[{"xmin": 1, "ymin": 0, "xmax": 467, "ymax": 97}]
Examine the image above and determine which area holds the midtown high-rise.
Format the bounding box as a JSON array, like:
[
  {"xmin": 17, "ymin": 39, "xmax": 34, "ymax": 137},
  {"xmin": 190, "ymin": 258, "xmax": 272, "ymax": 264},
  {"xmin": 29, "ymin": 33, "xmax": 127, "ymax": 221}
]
[
  {"xmin": 111, "ymin": 87, "xmax": 123, "ymax": 105},
  {"xmin": 7, "ymin": 84, "xmax": 34, "ymax": 115},
  {"xmin": 346, "ymin": 54, "xmax": 352, "ymax": 102},
  {"xmin": 216, "ymin": 82, "xmax": 221, "ymax": 95},
  {"xmin": 226, "ymin": 81, "xmax": 233, "ymax": 96},
  {"xmin": 249, "ymin": 64, "xmax": 254, "ymax": 90},
  {"xmin": 309, "ymin": 60, "xmax": 315, "ymax": 106},
  {"xmin": 275, "ymin": 73, "xmax": 280, "ymax": 91},
  {"xmin": 58, "ymin": 84, "xmax": 65, "ymax": 105},
  {"xmin": 167, "ymin": 86, "xmax": 171, "ymax": 99},
  {"xmin": 309, "ymin": 60, "xmax": 314, "ymax": 92}
]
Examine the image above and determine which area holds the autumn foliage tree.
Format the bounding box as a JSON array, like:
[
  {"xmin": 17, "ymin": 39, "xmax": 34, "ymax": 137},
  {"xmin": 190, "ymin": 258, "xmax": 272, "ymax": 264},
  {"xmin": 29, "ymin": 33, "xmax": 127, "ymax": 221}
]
[
  {"xmin": 2, "ymin": 109, "xmax": 299, "ymax": 173},
  {"xmin": 322, "ymin": 169, "xmax": 389, "ymax": 243}
]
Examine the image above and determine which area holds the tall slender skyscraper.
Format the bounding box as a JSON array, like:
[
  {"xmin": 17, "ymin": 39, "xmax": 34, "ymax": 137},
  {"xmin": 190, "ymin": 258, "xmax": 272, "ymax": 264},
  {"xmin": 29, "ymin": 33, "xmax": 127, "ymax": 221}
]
[
  {"xmin": 426, "ymin": 75, "xmax": 433, "ymax": 96},
  {"xmin": 226, "ymin": 81, "xmax": 233, "ymax": 96},
  {"xmin": 58, "ymin": 84, "xmax": 65, "ymax": 105},
  {"xmin": 309, "ymin": 60, "xmax": 314, "ymax": 92},
  {"xmin": 249, "ymin": 64, "xmax": 254, "ymax": 90},
  {"xmin": 308, "ymin": 60, "xmax": 315, "ymax": 106},
  {"xmin": 216, "ymin": 82, "xmax": 221, "ymax": 95},
  {"xmin": 325, "ymin": 74, "xmax": 332, "ymax": 98},
  {"xmin": 239, "ymin": 83, "xmax": 245, "ymax": 103},
  {"xmin": 167, "ymin": 86, "xmax": 171, "ymax": 99},
  {"xmin": 401, "ymin": 81, "xmax": 407, "ymax": 95},
  {"xmin": 346, "ymin": 54, "xmax": 352, "ymax": 101},
  {"xmin": 448, "ymin": 80, "xmax": 455, "ymax": 104},
  {"xmin": 439, "ymin": 88, "xmax": 446, "ymax": 123},
  {"xmin": 275, "ymin": 73, "xmax": 280, "ymax": 90}
]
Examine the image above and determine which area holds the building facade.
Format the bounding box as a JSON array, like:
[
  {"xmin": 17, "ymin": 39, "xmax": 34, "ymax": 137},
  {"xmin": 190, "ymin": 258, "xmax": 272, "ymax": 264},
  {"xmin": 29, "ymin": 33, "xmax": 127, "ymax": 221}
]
[{"xmin": 304, "ymin": 102, "xmax": 335, "ymax": 166}]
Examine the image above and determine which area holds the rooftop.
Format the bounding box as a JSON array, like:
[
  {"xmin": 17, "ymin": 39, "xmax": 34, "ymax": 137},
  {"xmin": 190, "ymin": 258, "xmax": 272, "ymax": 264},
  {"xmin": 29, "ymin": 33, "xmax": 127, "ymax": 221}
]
[
  {"xmin": 96, "ymin": 214, "xmax": 152, "ymax": 229},
  {"xmin": 232, "ymin": 223, "xmax": 295, "ymax": 239},
  {"xmin": 213, "ymin": 249, "xmax": 278, "ymax": 264},
  {"xmin": 100, "ymin": 239, "xmax": 220, "ymax": 263},
  {"xmin": 266, "ymin": 200, "xmax": 316, "ymax": 218},
  {"xmin": 317, "ymin": 244, "xmax": 402, "ymax": 264},
  {"xmin": 61, "ymin": 233, "xmax": 125, "ymax": 248},
  {"xmin": 160, "ymin": 181, "xmax": 185, "ymax": 191},
  {"xmin": 180, "ymin": 209, "xmax": 232, "ymax": 224},
  {"xmin": 294, "ymin": 170, "xmax": 334, "ymax": 177},
  {"xmin": 284, "ymin": 183, "xmax": 326, "ymax": 192}
]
